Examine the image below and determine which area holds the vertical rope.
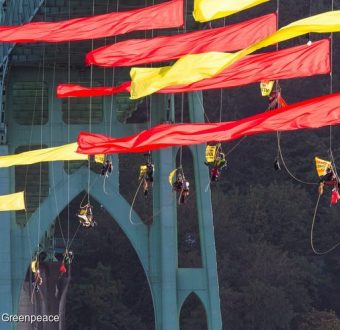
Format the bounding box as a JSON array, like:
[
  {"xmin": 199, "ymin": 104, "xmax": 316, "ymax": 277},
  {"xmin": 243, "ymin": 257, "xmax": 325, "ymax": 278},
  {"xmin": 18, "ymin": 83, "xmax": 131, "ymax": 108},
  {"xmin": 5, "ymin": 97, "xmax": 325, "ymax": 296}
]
[
  {"xmin": 219, "ymin": 17, "xmax": 226, "ymax": 123},
  {"xmin": 24, "ymin": 60, "xmax": 41, "ymax": 263},
  {"xmin": 109, "ymin": 0, "xmax": 119, "ymax": 138},
  {"xmin": 87, "ymin": 0, "xmax": 96, "ymax": 204},
  {"xmin": 37, "ymin": 1, "xmax": 47, "ymax": 252},
  {"xmin": 329, "ymin": 0, "xmax": 334, "ymax": 152},
  {"xmin": 275, "ymin": 0, "xmax": 281, "ymax": 160},
  {"xmin": 102, "ymin": 0, "xmax": 110, "ymax": 137},
  {"xmin": 178, "ymin": 0, "xmax": 188, "ymax": 167},
  {"xmin": 66, "ymin": 0, "xmax": 71, "ymax": 247},
  {"xmin": 50, "ymin": 53, "xmax": 67, "ymax": 249}
]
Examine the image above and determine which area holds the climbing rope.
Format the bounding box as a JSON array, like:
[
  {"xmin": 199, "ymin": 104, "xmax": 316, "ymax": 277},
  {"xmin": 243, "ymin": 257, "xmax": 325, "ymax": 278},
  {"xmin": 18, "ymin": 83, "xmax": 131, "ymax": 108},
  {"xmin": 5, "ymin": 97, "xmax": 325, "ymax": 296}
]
[
  {"xmin": 128, "ymin": 179, "xmax": 144, "ymax": 225},
  {"xmin": 277, "ymin": 132, "xmax": 318, "ymax": 185},
  {"xmin": 310, "ymin": 192, "xmax": 340, "ymax": 255}
]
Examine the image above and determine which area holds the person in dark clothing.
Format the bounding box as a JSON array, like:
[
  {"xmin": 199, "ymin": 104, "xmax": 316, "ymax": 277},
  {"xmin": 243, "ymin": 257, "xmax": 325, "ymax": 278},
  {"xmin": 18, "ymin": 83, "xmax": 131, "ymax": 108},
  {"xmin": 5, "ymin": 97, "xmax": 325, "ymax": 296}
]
[
  {"xmin": 319, "ymin": 167, "xmax": 340, "ymax": 205},
  {"xmin": 101, "ymin": 160, "xmax": 113, "ymax": 177},
  {"xmin": 173, "ymin": 173, "xmax": 190, "ymax": 204}
]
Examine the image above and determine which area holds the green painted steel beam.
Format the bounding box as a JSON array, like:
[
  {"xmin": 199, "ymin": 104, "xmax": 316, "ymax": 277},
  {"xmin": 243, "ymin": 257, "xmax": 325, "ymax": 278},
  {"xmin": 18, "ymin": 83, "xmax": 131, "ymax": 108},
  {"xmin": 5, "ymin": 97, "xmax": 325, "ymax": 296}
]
[
  {"xmin": 0, "ymin": 146, "xmax": 13, "ymax": 330},
  {"xmin": 188, "ymin": 92, "xmax": 222, "ymax": 330}
]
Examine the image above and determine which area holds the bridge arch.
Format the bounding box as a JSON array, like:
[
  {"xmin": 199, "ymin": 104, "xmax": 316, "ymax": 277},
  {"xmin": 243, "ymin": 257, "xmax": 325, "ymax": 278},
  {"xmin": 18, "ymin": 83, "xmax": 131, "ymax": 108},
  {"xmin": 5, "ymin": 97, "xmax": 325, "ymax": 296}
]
[{"xmin": 13, "ymin": 167, "xmax": 150, "ymax": 314}]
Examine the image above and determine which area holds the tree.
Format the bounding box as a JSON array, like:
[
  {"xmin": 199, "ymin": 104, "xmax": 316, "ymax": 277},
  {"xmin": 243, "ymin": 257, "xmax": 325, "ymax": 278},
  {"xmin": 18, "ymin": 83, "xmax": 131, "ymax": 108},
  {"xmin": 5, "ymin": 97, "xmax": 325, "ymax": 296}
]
[
  {"xmin": 297, "ymin": 309, "xmax": 340, "ymax": 330},
  {"xmin": 67, "ymin": 262, "xmax": 148, "ymax": 330}
]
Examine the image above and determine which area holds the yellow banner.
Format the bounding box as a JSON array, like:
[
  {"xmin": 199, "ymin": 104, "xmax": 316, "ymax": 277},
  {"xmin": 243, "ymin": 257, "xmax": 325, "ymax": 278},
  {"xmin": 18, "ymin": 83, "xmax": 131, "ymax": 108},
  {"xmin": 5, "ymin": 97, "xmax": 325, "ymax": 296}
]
[
  {"xmin": 205, "ymin": 145, "xmax": 217, "ymax": 163},
  {"xmin": 260, "ymin": 81, "xmax": 275, "ymax": 96},
  {"xmin": 130, "ymin": 11, "xmax": 340, "ymax": 99},
  {"xmin": 193, "ymin": 0, "xmax": 270, "ymax": 22},
  {"xmin": 0, "ymin": 143, "xmax": 88, "ymax": 168},
  {"xmin": 0, "ymin": 192, "xmax": 25, "ymax": 211},
  {"xmin": 315, "ymin": 157, "xmax": 332, "ymax": 177},
  {"xmin": 94, "ymin": 154, "xmax": 105, "ymax": 164}
]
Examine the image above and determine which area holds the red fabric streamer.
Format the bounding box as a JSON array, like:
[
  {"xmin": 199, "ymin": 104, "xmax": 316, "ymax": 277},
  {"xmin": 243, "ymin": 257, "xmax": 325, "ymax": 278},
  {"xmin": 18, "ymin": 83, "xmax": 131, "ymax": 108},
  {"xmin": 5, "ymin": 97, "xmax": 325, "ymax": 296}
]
[
  {"xmin": 77, "ymin": 92, "xmax": 340, "ymax": 155},
  {"xmin": 0, "ymin": 0, "xmax": 183, "ymax": 43},
  {"xmin": 57, "ymin": 82, "xmax": 131, "ymax": 98},
  {"xmin": 57, "ymin": 40, "xmax": 330, "ymax": 98},
  {"xmin": 85, "ymin": 13, "xmax": 276, "ymax": 67}
]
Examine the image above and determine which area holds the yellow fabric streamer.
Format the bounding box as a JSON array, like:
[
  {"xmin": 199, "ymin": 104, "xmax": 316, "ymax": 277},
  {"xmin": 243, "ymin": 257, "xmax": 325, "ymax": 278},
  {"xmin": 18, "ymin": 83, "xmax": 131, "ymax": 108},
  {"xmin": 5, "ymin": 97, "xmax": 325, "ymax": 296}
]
[
  {"xmin": 0, "ymin": 143, "xmax": 88, "ymax": 168},
  {"xmin": 0, "ymin": 192, "xmax": 25, "ymax": 211},
  {"xmin": 193, "ymin": 0, "xmax": 270, "ymax": 22},
  {"xmin": 130, "ymin": 10, "xmax": 340, "ymax": 99},
  {"xmin": 168, "ymin": 168, "xmax": 178, "ymax": 186}
]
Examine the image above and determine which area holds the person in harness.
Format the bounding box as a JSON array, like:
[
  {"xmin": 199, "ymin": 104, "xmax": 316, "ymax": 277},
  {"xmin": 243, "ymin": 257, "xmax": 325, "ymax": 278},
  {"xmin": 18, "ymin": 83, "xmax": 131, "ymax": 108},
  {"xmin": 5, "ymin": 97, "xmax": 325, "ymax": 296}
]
[
  {"xmin": 315, "ymin": 155, "xmax": 340, "ymax": 205},
  {"xmin": 59, "ymin": 249, "xmax": 73, "ymax": 275},
  {"xmin": 139, "ymin": 157, "xmax": 155, "ymax": 196},
  {"xmin": 31, "ymin": 258, "xmax": 43, "ymax": 292},
  {"xmin": 205, "ymin": 144, "xmax": 227, "ymax": 182},
  {"xmin": 77, "ymin": 203, "xmax": 96, "ymax": 227},
  {"xmin": 101, "ymin": 160, "xmax": 113, "ymax": 177},
  {"xmin": 172, "ymin": 173, "xmax": 190, "ymax": 204},
  {"xmin": 210, "ymin": 152, "xmax": 227, "ymax": 182}
]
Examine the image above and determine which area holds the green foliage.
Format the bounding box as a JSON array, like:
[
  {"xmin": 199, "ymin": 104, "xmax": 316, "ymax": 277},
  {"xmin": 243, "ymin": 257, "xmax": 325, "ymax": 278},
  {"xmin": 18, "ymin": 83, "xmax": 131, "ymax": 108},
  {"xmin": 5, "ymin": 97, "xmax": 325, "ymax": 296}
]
[
  {"xmin": 297, "ymin": 309, "xmax": 340, "ymax": 330},
  {"xmin": 67, "ymin": 262, "xmax": 148, "ymax": 330}
]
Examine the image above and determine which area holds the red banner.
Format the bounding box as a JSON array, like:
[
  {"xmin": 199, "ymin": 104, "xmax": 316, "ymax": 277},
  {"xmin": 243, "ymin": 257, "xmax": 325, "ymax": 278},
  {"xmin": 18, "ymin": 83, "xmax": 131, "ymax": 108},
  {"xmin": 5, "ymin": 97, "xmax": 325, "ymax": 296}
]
[
  {"xmin": 57, "ymin": 40, "xmax": 329, "ymax": 98},
  {"xmin": 77, "ymin": 92, "xmax": 340, "ymax": 155},
  {"xmin": 0, "ymin": 0, "xmax": 183, "ymax": 43},
  {"xmin": 86, "ymin": 13, "xmax": 276, "ymax": 67},
  {"xmin": 57, "ymin": 82, "xmax": 131, "ymax": 98}
]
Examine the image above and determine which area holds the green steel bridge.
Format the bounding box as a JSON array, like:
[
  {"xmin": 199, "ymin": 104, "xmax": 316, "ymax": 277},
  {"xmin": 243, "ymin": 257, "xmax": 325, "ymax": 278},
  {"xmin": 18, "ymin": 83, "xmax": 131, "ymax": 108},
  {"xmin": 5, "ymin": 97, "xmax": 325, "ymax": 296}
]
[{"xmin": 0, "ymin": 1, "xmax": 222, "ymax": 329}]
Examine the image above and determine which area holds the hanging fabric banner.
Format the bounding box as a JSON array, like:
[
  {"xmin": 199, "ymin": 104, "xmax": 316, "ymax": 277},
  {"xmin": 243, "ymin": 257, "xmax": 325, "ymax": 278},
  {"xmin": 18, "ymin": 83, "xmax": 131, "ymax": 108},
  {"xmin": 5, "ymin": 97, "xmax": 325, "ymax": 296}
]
[
  {"xmin": 0, "ymin": 143, "xmax": 88, "ymax": 168},
  {"xmin": 77, "ymin": 92, "xmax": 340, "ymax": 155},
  {"xmin": 0, "ymin": 192, "xmax": 25, "ymax": 211},
  {"xmin": 193, "ymin": 0, "xmax": 270, "ymax": 22},
  {"xmin": 58, "ymin": 40, "xmax": 329, "ymax": 98},
  {"xmin": 0, "ymin": 0, "xmax": 183, "ymax": 43},
  {"xmin": 315, "ymin": 157, "xmax": 332, "ymax": 177},
  {"xmin": 260, "ymin": 81, "xmax": 275, "ymax": 96},
  {"xmin": 57, "ymin": 82, "xmax": 131, "ymax": 98},
  {"xmin": 85, "ymin": 13, "xmax": 276, "ymax": 67},
  {"xmin": 94, "ymin": 154, "xmax": 105, "ymax": 164},
  {"xmin": 130, "ymin": 10, "xmax": 340, "ymax": 99}
]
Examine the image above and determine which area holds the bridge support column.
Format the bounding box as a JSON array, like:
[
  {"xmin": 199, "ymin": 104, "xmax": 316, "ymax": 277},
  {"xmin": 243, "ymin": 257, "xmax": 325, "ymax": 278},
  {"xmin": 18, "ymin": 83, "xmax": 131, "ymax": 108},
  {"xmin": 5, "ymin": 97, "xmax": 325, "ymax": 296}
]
[
  {"xmin": 188, "ymin": 92, "xmax": 223, "ymax": 330},
  {"xmin": 149, "ymin": 94, "xmax": 179, "ymax": 330},
  {"xmin": 0, "ymin": 146, "xmax": 13, "ymax": 330}
]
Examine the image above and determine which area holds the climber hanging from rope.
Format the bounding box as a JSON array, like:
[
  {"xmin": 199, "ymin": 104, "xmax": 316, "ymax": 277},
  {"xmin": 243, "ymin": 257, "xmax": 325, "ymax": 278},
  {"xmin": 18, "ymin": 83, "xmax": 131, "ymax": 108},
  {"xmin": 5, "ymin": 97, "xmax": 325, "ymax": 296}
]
[
  {"xmin": 172, "ymin": 172, "xmax": 190, "ymax": 204},
  {"xmin": 139, "ymin": 154, "xmax": 154, "ymax": 196},
  {"xmin": 101, "ymin": 159, "xmax": 113, "ymax": 177},
  {"xmin": 262, "ymin": 82, "xmax": 288, "ymax": 171},
  {"xmin": 315, "ymin": 157, "xmax": 340, "ymax": 205},
  {"xmin": 204, "ymin": 144, "xmax": 227, "ymax": 182},
  {"xmin": 31, "ymin": 257, "xmax": 43, "ymax": 292},
  {"xmin": 59, "ymin": 249, "xmax": 73, "ymax": 275},
  {"xmin": 77, "ymin": 203, "xmax": 96, "ymax": 227}
]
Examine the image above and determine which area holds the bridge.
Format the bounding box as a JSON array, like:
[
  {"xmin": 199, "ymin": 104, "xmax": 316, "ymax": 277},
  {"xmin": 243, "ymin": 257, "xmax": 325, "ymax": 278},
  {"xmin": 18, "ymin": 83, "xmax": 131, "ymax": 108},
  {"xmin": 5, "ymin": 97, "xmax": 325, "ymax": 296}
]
[{"xmin": 0, "ymin": 1, "xmax": 222, "ymax": 329}]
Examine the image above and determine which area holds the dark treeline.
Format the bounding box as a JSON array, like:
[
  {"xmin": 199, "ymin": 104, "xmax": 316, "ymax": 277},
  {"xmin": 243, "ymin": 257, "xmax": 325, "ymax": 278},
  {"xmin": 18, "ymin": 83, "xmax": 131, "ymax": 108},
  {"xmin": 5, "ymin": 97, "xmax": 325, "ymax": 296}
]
[{"xmin": 63, "ymin": 0, "xmax": 340, "ymax": 329}]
